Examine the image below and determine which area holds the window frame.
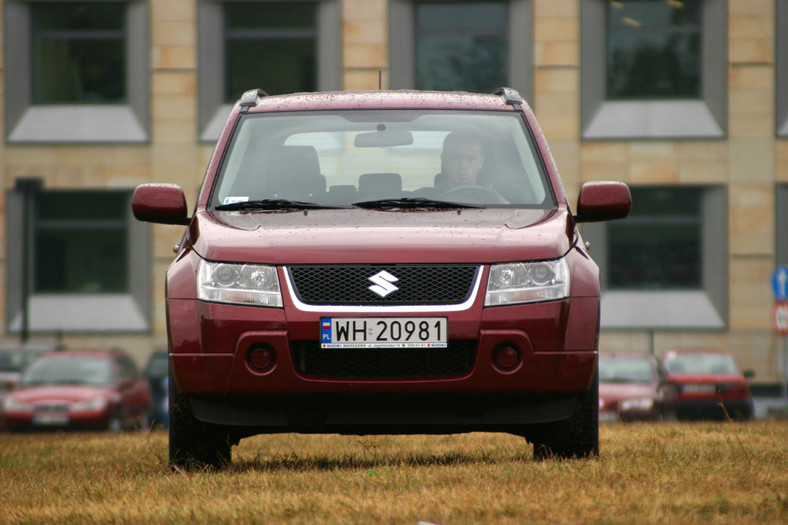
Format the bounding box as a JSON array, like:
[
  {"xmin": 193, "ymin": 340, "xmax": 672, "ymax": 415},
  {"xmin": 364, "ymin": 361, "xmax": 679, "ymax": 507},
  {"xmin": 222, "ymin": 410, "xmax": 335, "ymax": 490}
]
[
  {"xmin": 198, "ymin": 0, "xmax": 341, "ymax": 142},
  {"xmin": 389, "ymin": 0, "xmax": 532, "ymax": 102},
  {"xmin": 4, "ymin": 0, "xmax": 150, "ymax": 143},
  {"xmin": 777, "ymin": 0, "xmax": 788, "ymax": 136},
  {"xmin": 581, "ymin": 185, "xmax": 728, "ymax": 329},
  {"xmin": 5, "ymin": 185, "xmax": 151, "ymax": 333},
  {"xmin": 581, "ymin": 0, "xmax": 727, "ymax": 139}
]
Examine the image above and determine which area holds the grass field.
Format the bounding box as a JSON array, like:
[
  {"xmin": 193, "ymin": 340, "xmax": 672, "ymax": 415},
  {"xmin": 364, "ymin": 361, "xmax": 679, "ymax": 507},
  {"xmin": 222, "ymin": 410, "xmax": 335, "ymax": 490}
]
[{"xmin": 0, "ymin": 422, "xmax": 786, "ymax": 524}]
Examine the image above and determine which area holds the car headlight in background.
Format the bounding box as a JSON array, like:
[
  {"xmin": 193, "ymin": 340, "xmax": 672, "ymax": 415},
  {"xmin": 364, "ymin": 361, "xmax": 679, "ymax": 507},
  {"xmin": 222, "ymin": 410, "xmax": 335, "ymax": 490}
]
[
  {"xmin": 198, "ymin": 260, "xmax": 283, "ymax": 307},
  {"xmin": 71, "ymin": 397, "xmax": 109, "ymax": 413},
  {"xmin": 2, "ymin": 396, "xmax": 32, "ymax": 412},
  {"xmin": 619, "ymin": 398, "xmax": 654, "ymax": 412},
  {"xmin": 485, "ymin": 258, "xmax": 570, "ymax": 306}
]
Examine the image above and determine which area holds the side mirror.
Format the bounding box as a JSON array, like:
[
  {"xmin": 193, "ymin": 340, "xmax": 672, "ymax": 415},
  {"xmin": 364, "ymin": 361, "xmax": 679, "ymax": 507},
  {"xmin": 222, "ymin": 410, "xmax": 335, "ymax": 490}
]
[
  {"xmin": 574, "ymin": 181, "xmax": 631, "ymax": 223},
  {"xmin": 131, "ymin": 184, "xmax": 189, "ymax": 225}
]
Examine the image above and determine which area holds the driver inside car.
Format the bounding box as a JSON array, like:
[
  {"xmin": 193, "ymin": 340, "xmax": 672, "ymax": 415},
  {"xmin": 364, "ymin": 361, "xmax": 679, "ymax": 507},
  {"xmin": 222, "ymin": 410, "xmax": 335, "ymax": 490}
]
[{"xmin": 436, "ymin": 131, "xmax": 487, "ymax": 192}]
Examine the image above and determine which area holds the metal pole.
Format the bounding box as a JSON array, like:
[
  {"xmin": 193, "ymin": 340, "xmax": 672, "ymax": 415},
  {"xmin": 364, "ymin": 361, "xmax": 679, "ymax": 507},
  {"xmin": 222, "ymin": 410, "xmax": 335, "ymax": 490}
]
[{"xmin": 15, "ymin": 178, "xmax": 42, "ymax": 344}]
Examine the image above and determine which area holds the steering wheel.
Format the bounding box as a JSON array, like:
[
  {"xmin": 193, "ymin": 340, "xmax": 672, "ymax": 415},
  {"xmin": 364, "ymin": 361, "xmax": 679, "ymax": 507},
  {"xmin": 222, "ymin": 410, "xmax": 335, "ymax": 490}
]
[{"xmin": 440, "ymin": 184, "xmax": 509, "ymax": 205}]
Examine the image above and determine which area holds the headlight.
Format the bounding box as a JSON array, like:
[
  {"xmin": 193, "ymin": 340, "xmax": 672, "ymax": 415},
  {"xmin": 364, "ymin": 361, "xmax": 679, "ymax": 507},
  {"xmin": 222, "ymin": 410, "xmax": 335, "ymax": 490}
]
[
  {"xmin": 71, "ymin": 397, "xmax": 108, "ymax": 412},
  {"xmin": 485, "ymin": 258, "xmax": 570, "ymax": 306},
  {"xmin": 3, "ymin": 396, "xmax": 32, "ymax": 412},
  {"xmin": 197, "ymin": 260, "xmax": 283, "ymax": 307},
  {"xmin": 620, "ymin": 397, "xmax": 654, "ymax": 412}
]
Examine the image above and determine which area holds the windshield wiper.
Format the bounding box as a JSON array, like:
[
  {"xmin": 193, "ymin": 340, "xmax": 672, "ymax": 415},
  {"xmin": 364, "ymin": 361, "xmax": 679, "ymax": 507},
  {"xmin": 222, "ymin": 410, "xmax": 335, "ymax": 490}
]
[
  {"xmin": 215, "ymin": 199, "xmax": 345, "ymax": 211},
  {"xmin": 352, "ymin": 197, "xmax": 481, "ymax": 209}
]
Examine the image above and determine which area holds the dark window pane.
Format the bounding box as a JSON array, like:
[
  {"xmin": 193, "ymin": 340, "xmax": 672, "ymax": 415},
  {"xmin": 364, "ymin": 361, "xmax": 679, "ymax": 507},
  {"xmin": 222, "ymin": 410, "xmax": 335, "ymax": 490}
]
[
  {"xmin": 34, "ymin": 191, "xmax": 129, "ymax": 293},
  {"xmin": 607, "ymin": 188, "xmax": 702, "ymax": 290},
  {"xmin": 224, "ymin": 2, "xmax": 317, "ymax": 101},
  {"xmin": 32, "ymin": 3, "xmax": 126, "ymax": 104},
  {"xmin": 606, "ymin": 0, "xmax": 701, "ymax": 100},
  {"xmin": 415, "ymin": 2, "xmax": 508, "ymax": 93}
]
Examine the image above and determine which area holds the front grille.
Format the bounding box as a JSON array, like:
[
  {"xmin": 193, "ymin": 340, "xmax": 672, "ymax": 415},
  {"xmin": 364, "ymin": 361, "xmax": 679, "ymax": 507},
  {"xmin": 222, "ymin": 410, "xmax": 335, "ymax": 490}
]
[
  {"xmin": 291, "ymin": 340, "xmax": 477, "ymax": 379},
  {"xmin": 287, "ymin": 265, "xmax": 479, "ymax": 305}
]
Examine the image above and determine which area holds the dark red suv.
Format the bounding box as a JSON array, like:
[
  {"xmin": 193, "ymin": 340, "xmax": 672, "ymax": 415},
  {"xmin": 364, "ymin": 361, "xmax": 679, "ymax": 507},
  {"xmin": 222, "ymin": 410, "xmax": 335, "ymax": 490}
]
[{"xmin": 133, "ymin": 88, "xmax": 630, "ymax": 468}]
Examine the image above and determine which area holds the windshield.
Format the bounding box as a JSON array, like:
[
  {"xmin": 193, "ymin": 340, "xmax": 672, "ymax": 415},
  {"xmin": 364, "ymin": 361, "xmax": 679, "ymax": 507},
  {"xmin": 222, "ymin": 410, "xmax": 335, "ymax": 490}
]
[
  {"xmin": 663, "ymin": 352, "xmax": 740, "ymax": 375},
  {"xmin": 20, "ymin": 356, "xmax": 115, "ymax": 387},
  {"xmin": 211, "ymin": 110, "xmax": 554, "ymax": 208},
  {"xmin": 599, "ymin": 356, "xmax": 656, "ymax": 383}
]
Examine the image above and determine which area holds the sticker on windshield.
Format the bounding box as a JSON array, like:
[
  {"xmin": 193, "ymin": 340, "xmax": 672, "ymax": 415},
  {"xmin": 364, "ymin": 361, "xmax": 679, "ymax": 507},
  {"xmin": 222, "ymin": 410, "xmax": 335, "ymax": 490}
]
[{"xmin": 223, "ymin": 196, "xmax": 249, "ymax": 205}]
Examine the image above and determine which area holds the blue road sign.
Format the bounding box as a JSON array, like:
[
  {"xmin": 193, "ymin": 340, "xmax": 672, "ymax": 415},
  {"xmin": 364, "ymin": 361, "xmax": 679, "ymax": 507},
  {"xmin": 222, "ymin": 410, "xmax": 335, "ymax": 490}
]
[{"xmin": 774, "ymin": 265, "xmax": 788, "ymax": 301}]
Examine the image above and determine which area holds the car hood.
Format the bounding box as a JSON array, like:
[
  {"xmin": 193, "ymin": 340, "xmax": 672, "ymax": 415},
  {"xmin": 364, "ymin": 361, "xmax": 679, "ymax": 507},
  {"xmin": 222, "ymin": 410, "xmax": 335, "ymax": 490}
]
[
  {"xmin": 9, "ymin": 385, "xmax": 114, "ymax": 405},
  {"xmin": 599, "ymin": 382, "xmax": 658, "ymax": 401},
  {"xmin": 188, "ymin": 208, "xmax": 574, "ymax": 264}
]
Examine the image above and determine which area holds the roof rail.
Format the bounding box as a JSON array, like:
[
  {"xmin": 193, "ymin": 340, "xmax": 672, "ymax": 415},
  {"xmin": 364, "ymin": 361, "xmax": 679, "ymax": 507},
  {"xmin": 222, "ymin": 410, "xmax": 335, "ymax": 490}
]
[
  {"xmin": 494, "ymin": 87, "xmax": 523, "ymax": 106},
  {"xmin": 239, "ymin": 88, "xmax": 268, "ymax": 108}
]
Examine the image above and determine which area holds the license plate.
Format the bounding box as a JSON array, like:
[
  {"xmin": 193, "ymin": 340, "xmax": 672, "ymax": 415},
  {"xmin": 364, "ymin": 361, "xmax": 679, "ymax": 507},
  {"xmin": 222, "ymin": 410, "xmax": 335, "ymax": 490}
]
[
  {"xmin": 683, "ymin": 383, "xmax": 717, "ymax": 394},
  {"xmin": 599, "ymin": 411, "xmax": 619, "ymax": 422},
  {"xmin": 33, "ymin": 410, "xmax": 69, "ymax": 426},
  {"xmin": 321, "ymin": 317, "xmax": 448, "ymax": 348}
]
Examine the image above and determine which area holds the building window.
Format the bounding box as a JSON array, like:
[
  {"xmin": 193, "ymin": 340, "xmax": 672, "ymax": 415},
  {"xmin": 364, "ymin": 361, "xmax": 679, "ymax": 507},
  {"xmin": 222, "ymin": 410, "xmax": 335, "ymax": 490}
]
[
  {"xmin": 582, "ymin": 186, "xmax": 727, "ymax": 329},
  {"xmin": 390, "ymin": 0, "xmax": 532, "ymax": 101},
  {"xmin": 6, "ymin": 184, "xmax": 151, "ymax": 332},
  {"xmin": 778, "ymin": 185, "xmax": 788, "ymax": 266},
  {"xmin": 606, "ymin": 0, "xmax": 701, "ymax": 101},
  {"xmin": 777, "ymin": 0, "xmax": 788, "ymax": 136},
  {"xmin": 199, "ymin": 0, "xmax": 341, "ymax": 141},
  {"xmin": 581, "ymin": 0, "xmax": 726, "ymax": 139},
  {"xmin": 223, "ymin": 2, "xmax": 317, "ymax": 101},
  {"xmin": 414, "ymin": 2, "xmax": 508, "ymax": 93},
  {"xmin": 608, "ymin": 187, "xmax": 701, "ymax": 290},
  {"xmin": 5, "ymin": 1, "xmax": 149, "ymax": 142},
  {"xmin": 34, "ymin": 191, "xmax": 129, "ymax": 294},
  {"xmin": 32, "ymin": 3, "xmax": 126, "ymax": 104}
]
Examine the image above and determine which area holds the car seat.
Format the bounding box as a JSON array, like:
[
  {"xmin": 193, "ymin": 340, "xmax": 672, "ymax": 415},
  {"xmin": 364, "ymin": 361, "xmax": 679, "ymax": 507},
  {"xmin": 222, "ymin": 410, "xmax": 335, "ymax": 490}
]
[
  {"xmin": 358, "ymin": 172, "xmax": 402, "ymax": 199},
  {"xmin": 264, "ymin": 145, "xmax": 326, "ymax": 199}
]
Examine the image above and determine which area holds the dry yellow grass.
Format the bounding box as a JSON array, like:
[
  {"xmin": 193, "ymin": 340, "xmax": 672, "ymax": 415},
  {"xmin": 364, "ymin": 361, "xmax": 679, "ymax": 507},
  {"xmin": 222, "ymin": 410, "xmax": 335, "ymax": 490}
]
[{"xmin": 0, "ymin": 422, "xmax": 786, "ymax": 524}]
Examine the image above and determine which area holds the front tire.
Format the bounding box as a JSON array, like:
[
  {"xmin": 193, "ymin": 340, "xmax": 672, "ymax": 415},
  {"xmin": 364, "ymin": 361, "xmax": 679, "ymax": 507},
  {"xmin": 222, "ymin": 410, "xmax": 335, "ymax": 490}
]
[
  {"xmin": 532, "ymin": 366, "xmax": 599, "ymax": 460},
  {"xmin": 169, "ymin": 374, "xmax": 231, "ymax": 470}
]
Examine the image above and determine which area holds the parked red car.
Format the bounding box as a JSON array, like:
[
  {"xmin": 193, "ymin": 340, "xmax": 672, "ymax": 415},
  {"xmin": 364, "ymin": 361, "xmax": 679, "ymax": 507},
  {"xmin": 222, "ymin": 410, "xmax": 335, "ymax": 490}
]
[
  {"xmin": 599, "ymin": 352, "xmax": 676, "ymax": 422},
  {"xmin": 662, "ymin": 348, "xmax": 754, "ymax": 421},
  {"xmin": 2, "ymin": 349, "xmax": 153, "ymax": 432},
  {"xmin": 133, "ymin": 88, "xmax": 630, "ymax": 468}
]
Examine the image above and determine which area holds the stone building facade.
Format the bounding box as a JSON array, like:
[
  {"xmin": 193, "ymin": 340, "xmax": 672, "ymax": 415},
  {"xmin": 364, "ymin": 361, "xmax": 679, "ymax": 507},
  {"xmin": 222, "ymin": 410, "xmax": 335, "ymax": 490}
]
[{"xmin": 0, "ymin": 0, "xmax": 786, "ymax": 385}]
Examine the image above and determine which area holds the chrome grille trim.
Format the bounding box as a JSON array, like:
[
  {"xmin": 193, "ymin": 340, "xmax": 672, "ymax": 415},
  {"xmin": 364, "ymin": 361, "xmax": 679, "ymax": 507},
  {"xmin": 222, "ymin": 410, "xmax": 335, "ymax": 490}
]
[{"xmin": 284, "ymin": 265, "xmax": 484, "ymax": 313}]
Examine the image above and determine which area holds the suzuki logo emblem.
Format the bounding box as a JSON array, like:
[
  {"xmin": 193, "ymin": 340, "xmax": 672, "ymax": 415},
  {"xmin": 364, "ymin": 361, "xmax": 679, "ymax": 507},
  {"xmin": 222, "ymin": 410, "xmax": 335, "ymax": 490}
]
[{"xmin": 368, "ymin": 270, "xmax": 399, "ymax": 297}]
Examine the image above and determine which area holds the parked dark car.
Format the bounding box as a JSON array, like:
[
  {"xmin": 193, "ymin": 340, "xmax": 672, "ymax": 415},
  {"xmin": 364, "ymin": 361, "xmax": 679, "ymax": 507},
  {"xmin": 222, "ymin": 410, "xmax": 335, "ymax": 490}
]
[
  {"xmin": 133, "ymin": 87, "xmax": 630, "ymax": 468},
  {"xmin": 662, "ymin": 348, "xmax": 754, "ymax": 421},
  {"xmin": 143, "ymin": 350, "xmax": 169, "ymax": 428},
  {"xmin": 598, "ymin": 352, "xmax": 676, "ymax": 422},
  {"xmin": 2, "ymin": 349, "xmax": 153, "ymax": 432}
]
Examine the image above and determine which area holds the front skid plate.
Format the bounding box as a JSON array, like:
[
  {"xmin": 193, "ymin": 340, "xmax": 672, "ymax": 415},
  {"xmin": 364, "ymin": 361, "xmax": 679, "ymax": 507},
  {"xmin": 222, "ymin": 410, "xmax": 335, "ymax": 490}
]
[{"xmin": 190, "ymin": 392, "xmax": 580, "ymax": 433}]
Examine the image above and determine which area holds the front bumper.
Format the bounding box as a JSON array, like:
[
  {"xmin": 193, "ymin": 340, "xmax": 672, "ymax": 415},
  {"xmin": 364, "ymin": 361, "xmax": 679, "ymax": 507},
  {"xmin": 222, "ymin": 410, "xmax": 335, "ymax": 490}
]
[
  {"xmin": 2, "ymin": 409, "xmax": 112, "ymax": 431},
  {"xmin": 674, "ymin": 398, "xmax": 753, "ymax": 421},
  {"xmin": 168, "ymin": 294, "xmax": 600, "ymax": 396}
]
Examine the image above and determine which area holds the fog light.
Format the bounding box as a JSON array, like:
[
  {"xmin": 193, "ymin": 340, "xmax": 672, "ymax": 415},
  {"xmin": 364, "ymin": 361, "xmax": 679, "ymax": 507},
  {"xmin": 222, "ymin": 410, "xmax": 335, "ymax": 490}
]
[
  {"xmin": 493, "ymin": 344, "xmax": 521, "ymax": 371},
  {"xmin": 247, "ymin": 344, "xmax": 276, "ymax": 373}
]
